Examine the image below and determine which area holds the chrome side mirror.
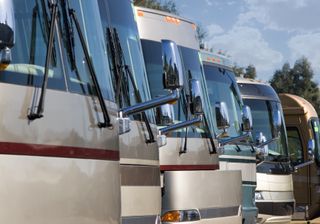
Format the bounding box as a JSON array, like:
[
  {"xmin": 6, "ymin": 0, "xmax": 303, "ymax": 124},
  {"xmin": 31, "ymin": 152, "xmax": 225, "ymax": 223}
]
[
  {"xmin": 272, "ymin": 110, "xmax": 282, "ymax": 138},
  {"xmin": 161, "ymin": 39, "xmax": 184, "ymax": 90},
  {"xmin": 156, "ymin": 104, "xmax": 175, "ymax": 126},
  {"xmin": 0, "ymin": 0, "xmax": 15, "ymax": 64},
  {"xmin": 190, "ymin": 79, "xmax": 203, "ymax": 116},
  {"xmin": 215, "ymin": 101, "xmax": 230, "ymax": 130},
  {"xmin": 242, "ymin": 105, "xmax": 253, "ymax": 132},
  {"xmin": 308, "ymin": 139, "xmax": 315, "ymax": 161}
]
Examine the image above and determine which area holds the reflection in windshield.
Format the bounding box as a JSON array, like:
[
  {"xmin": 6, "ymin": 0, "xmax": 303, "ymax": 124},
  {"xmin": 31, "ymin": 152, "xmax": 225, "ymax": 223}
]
[
  {"xmin": 244, "ymin": 99, "xmax": 288, "ymax": 157},
  {"xmin": 311, "ymin": 118, "xmax": 320, "ymax": 162},
  {"xmin": 203, "ymin": 64, "xmax": 242, "ymax": 138},
  {"xmin": 99, "ymin": 0, "xmax": 152, "ymax": 109},
  {"xmin": 141, "ymin": 39, "xmax": 215, "ymax": 138}
]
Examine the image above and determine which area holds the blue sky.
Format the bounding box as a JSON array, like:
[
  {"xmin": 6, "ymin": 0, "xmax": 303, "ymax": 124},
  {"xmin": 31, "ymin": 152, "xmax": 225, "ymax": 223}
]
[{"xmin": 171, "ymin": 0, "xmax": 320, "ymax": 83}]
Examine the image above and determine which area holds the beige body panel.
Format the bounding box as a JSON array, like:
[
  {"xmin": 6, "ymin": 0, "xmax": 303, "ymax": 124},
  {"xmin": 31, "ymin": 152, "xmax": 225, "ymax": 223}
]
[
  {"xmin": 119, "ymin": 121, "xmax": 161, "ymax": 221},
  {"xmin": 0, "ymin": 84, "xmax": 121, "ymax": 223},
  {"xmin": 219, "ymin": 155, "xmax": 257, "ymax": 183},
  {"xmin": 160, "ymin": 137, "xmax": 218, "ymax": 166},
  {"xmin": 256, "ymin": 173, "xmax": 294, "ymax": 192},
  {"xmin": 0, "ymin": 155, "xmax": 120, "ymax": 224}
]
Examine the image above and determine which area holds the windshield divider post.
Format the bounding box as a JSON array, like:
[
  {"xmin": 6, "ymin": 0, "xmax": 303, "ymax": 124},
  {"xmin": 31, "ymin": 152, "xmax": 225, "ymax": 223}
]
[
  {"xmin": 28, "ymin": 2, "xmax": 58, "ymax": 120},
  {"xmin": 68, "ymin": 7, "xmax": 111, "ymax": 128}
]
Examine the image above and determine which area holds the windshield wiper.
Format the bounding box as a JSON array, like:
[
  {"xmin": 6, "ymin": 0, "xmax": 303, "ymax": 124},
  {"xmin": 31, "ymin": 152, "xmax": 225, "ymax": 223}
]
[
  {"xmin": 68, "ymin": 7, "xmax": 111, "ymax": 128},
  {"xmin": 28, "ymin": 2, "xmax": 58, "ymax": 120},
  {"xmin": 107, "ymin": 28, "xmax": 155, "ymax": 143}
]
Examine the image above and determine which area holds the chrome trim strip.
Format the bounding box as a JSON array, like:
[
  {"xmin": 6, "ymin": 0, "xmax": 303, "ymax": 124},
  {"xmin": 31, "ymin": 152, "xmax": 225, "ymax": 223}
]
[
  {"xmin": 199, "ymin": 206, "xmax": 240, "ymax": 219},
  {"xmin": 122, "ymin": 215, "xmax": 158, "ymax": 224}
]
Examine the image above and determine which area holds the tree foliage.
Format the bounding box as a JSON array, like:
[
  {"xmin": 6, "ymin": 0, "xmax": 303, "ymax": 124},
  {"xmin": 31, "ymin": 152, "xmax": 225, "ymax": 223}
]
[
  {"xmin": 134, "ymin": 0, "xmax": 179, "ymax": 15},
  {"xmin": 270, "ymin": 57, "xmax": 320, "ymax": 115},
  {"xmin": 233, "ymin": 64, "xmax": 257, "ymax": 79},
  {"xmin": 196, "ymin": 24, "xmax": 207, "ymax": 45}
]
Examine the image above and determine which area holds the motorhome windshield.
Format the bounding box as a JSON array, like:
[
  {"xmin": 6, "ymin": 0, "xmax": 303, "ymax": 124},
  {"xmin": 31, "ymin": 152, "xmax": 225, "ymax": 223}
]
[
  {"xmin": 141, "ymin": 39, "xmax": 214, "ymax": 138},
  {"xmin": 244, "ymin": 99, "xmax": 288, "ymax": 158},
  {"xmin": 99, "ymin": 0, "xmax": 153, "ymax": 109},
  {"xmin": 203, "ymin": 64, "xmax": 242, "ymax": 138},
  {"xmin": 311, "ymin": 118, "xmax": 320, "ymax": 162},
  {"xmin": 0, "ymin": 0, "xmax": 115, "ymax": 100}
]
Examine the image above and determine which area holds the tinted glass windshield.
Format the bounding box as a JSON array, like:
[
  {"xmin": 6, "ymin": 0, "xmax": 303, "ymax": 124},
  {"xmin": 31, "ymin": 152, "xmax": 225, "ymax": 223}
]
[
  {"xmin": 99, "ymin": 0, "xmax": 152, "ymax": 110},
  {"xmin": 141, "ymin": 39, "xmax": 214, "ymax": 138},
  {"xmin": 244, "ymin": 99, "xmax": 289, "ymax": 157},
  {"xmin": 0, "ymin": 0, "xmax": 66, "ymax": 90},
  {"xmin": 203, "ymin": 64, "xmax": 242, "ymax": 137},
  {"xmin": 1, "ymin": 0, "xmax": 116, "ymax": 100},
  {"xmin": 311, "ymin": 118, "xmax": 320, "ymax": 162}
]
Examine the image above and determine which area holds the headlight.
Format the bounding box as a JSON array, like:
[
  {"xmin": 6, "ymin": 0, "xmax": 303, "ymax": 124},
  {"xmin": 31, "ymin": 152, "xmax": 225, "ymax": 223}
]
[
  {"xmin": 255, "ymin": 192, "xmax": 264, "ymax": 200},
  {"xmin": 161, "ymin": 209, "xmax": 200, "ymax": 222}
]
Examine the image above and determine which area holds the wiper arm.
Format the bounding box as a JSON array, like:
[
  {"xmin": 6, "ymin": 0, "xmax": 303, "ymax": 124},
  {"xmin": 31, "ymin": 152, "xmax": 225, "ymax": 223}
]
[
  {"xmin": 203, "ymin": 113, "xmax": 217, "ymax": 154},
  {"xmin": 256, "ymin": 137, "xmax": 278, "ymax": 148},
  {"xmin": 28, "ymin": 2, "xmax": 58, "ymax": 120},
  {"xmin": 68, "ymin": 8, "xmax": 111, "ymax": 128},
  {"xmin": 108, "ymin": 28, "xmax": 155, "ymax": 143},
  {"xmin": 219, "ymin": 132, "xmax": 251, "ymax": 146}
]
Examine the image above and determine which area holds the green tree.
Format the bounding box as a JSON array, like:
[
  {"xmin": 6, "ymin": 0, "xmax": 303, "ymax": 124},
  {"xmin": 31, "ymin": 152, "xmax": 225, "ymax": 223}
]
[
  {"xmin": 196, "ymin": 24, "xmax": 207, "ymax": 45},
  {"xmin": 245, "ymin": 64, "xmax": 257, "ymax": 79},
  {"xmin": 233, "ymin": 64, "xmax": 257, "ymax": 79},
  {"xmin": 233, "ymin": 65, "xmax": 244, "ymax": 77},
  {"xmin": 270, "ymin": 57, "xmax": 320, "ymax": 115},
  {"xmin": 134, "ymin": 0, "xmax": 179, "ymax": 14}
]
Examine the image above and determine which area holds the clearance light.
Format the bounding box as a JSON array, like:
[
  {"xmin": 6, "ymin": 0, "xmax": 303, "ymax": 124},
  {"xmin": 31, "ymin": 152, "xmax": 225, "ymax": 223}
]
[
  {"xmin": 192, "ymin": 23, "xmax": 197, "ymax": 30},
  {"xmin": 165, "ymin": 16, "xmax": 181, "ymax": 25},
  {"xmin": 137, "ymin": 10, "xmax": 144, "ymax": 17},
  {"xmin": 161, "ymin": 209, "xmax": 200, "ymax": 222}
]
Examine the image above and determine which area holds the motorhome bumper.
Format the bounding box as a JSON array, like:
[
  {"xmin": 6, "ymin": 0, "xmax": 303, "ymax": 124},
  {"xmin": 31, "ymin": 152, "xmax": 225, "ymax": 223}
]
[
  {"xmin": 161, "ymin": 206, "xmax": 241, "ymax": 223},
  {"xmin": 257, "ymin": 214, "xmax": 292, "ymax": 224},
  {"xmin": 256, "ymin": 201, "xmax": 294, "ymax": 216}
]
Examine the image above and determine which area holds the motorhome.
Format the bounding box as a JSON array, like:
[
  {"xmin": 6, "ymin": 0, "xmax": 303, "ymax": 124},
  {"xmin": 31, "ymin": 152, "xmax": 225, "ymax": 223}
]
[
  {"xmin": 136, "ymin": 7, "xmax": 244, "ymax": 224},
  {"xmin": 280, "ymin": 93, "xmax": 320, "ymax": 220},
  {"xmin": 237, "ymin": 79, "xmax": 295, "ymax": 224},
  {"xmin": 201, "ymin": 51, "xmax": 258, "ymax": 224},
  {"xmin": 0, "ymin": 0, "xmax": 182, "ymax": 223},
  {"xmin": 0, "ymin": 0, "xmax": 121, "ymax": 223}
]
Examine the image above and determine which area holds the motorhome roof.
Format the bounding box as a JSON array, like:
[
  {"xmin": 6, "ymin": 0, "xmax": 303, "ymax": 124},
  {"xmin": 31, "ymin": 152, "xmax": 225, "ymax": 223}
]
[
  {"xmin": 236, "ymin": 78, "xmax": 280, "ymax": 101},
  {"xmin": 135, "ymin": 6, "xmax": 199, "ymax": 50},
  {"xmin": 279, "ymin": 93, "xmax": 318, "ymax": 118},
  {"xmin": 201, "ymin": 50, "xmax": 233, "ymax": 68},
  {"xmin": 135, "ymin": 6, "xmax": 194, "ymax": 25}
]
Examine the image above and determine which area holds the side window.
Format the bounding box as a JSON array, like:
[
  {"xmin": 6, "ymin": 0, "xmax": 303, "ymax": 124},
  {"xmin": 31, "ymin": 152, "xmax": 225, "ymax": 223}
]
[
  {"xmin": 0, "ymin": 0, "xmax": 65, "ymax": 90},
  {"xmin": 58, "ymin": 0, "xmax": 114, "ymax": 101},
  {"xmin": 287, "ymin": 127, "xmax": 304, "ymax": 165}
]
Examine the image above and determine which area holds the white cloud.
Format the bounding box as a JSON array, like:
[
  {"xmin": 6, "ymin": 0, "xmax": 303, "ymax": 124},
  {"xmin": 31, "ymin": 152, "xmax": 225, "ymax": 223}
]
[
  {"xmin": 207, "ymin": 24, "xmax": 224, "ymax": 37},
  {"xmin": 288, "ymin": 33, "xmax": 320, "ymax": 82},
  {"xmin": 238, "ymin": 0, "xmax": 320, "ymax": 32},
  {"xmin": 207, "ymin": 26, "xmax": 283, "ymax": 80},
  {"xmin": 205, "ymin": 0, "xmax": 213, "ymax": 6}
]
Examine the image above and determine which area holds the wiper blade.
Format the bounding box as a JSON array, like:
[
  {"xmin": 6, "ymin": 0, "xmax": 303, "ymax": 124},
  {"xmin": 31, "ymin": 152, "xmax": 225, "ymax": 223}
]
[
  {"xmin": 108, "ymin": 28, "xmax": 154, "ymax": 142},
  {"xmin": 68, "ymin": 8, "xmax": 112, "ymax": 128},
  {"xmin": 28, "ymin": 2, "xmax": 58, "ymax": 120},
  {"xmin": 256, "ymin": 137, "xmax": 278, "ymax": 148}
]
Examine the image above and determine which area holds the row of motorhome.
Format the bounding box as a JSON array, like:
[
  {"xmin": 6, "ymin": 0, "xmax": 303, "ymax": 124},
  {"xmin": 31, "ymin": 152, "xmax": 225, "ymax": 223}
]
[{"xmin": 0, "ymin": 0, "xmax": 319, "ymax": 223}]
